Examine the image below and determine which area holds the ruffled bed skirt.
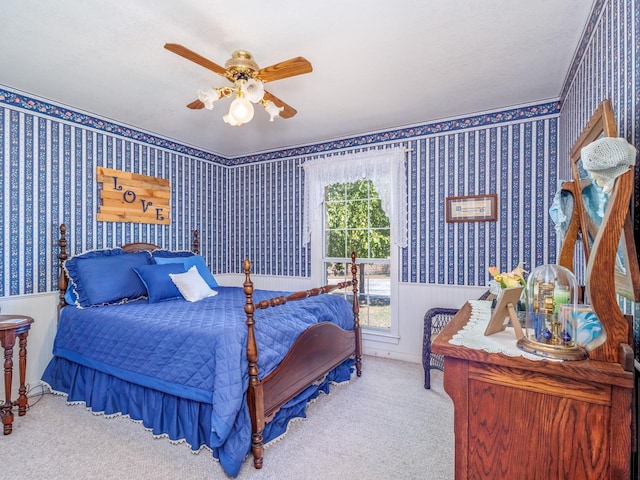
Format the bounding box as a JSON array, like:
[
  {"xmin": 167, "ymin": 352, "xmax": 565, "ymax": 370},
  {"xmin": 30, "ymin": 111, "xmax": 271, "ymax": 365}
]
[{"xmin": 42, "ymin": 356, "xmax": 353, "ymax": 472}]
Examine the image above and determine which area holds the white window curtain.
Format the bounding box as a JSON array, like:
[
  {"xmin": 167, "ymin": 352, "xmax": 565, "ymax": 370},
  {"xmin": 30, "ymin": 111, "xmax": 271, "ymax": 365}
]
[{"xmin": 301, "ymin": 147, "xmax": 408, "ymax": 248}]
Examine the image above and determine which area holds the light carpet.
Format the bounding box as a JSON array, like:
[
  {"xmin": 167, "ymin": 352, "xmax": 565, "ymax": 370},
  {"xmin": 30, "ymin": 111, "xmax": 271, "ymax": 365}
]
[{"xmin": 2, "ymin": 356, "xmax": 454, "ymax": 479}]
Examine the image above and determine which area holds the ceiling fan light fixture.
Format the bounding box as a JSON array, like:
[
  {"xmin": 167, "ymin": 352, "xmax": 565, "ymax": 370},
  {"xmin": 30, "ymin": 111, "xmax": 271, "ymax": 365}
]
[
  {"xmin": 264, "ymin": 100, "xmax": 284, "ymax": 122},
  {"xmin": 224, "ymin": 50, "xmax": 259, "ymax": 73},
  {"xmin": 165, "ymin": 44, "xmax": 311, "ymax": 125},
  {"xmin": 223, "ymin": 113, "xmax": 240, "ymax": 126},
  {"xmin": 241, "ymin": 78, "xmax": 265, "ymax": 103},
  {"xmin": 226, "ymin": 96, "xmax": 254, "ymax": 125},
  {"xmin": 197, "ymin": 89, "xmax": 220, "ymax": 110}
]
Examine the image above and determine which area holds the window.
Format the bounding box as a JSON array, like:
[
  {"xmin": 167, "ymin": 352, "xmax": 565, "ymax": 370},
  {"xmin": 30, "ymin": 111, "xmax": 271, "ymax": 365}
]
[
  {"xmin": 323, "ymin": 180, "xmax": 391, "ymax": 330},
  {"xmin": 302, "ymin": 147, "xmax": 405, "ymax": 342}
]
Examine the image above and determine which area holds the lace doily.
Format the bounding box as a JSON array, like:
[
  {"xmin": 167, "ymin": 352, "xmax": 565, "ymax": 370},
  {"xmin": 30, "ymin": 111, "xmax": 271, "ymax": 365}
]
[{"xmin": 448, "ymin": 300, "xmax": 551, "ymax": 361}]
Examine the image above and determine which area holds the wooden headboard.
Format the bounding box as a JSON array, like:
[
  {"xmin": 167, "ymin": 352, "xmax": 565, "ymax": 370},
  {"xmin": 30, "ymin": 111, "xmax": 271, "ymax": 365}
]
[{"xmin": 57, "ymin": 223, "xmax": 199, "ymax": 313}]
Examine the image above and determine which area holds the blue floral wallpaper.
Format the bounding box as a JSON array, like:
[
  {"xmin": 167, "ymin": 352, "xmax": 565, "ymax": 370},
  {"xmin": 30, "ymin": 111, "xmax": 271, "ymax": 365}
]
[
  {"xmin": 226, "ymin": 105, "xmax": 560, "ymax": 281},
  {"xmin": 559, "ymin": 0, "xmax": 636, "ymax": 173},
  {"xmin": 0, "ymin": 84, "xmax": 560, "ymax": 297},
  {"xmin": 0, "ymin": 95, "xmax": 227, "ymax": 296}
]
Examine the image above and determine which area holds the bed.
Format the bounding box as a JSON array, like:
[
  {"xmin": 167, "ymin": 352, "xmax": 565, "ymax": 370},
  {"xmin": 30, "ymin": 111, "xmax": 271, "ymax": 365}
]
[{"xmin": 43, "ymin": 224, "xmax": 362, "ymax": 477}]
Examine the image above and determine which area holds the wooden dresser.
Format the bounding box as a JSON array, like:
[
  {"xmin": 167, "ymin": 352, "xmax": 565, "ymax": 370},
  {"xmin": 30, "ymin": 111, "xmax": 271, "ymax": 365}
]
[
  {"xmin": 432, "ymin": 100, "xmax": 637, "ymax": 479},
  {"xmin": 432, "ymin": 303, "xmax": 633, "ymax": 479}
]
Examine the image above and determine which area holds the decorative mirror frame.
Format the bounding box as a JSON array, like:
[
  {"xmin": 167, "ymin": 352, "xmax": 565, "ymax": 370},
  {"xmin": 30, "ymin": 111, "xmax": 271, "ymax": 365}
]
[
  {"xmin": 558, "ymin": 99, "xmax": 640, "ymax": 302},
  {"xmin": 558, "ymin": 98, "xmax": 638, "ymax": 363}
]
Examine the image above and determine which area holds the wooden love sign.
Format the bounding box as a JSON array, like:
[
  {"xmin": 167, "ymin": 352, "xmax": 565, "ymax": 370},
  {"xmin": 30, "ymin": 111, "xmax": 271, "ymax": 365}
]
[{"xmin": 96, "ymin": 167, "xmax": 171, "ymax": 225}]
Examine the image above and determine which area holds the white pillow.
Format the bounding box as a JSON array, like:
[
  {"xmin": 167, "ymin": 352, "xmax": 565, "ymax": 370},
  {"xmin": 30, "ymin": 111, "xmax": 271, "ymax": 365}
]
[{"xmin": 169, "ymin": 266, "xmax": 218, "ymax": 302}]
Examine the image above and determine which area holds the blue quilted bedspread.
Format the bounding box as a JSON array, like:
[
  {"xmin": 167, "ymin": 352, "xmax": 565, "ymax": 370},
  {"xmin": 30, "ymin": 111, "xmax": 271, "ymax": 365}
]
[{"xmin": 44, "ymin": 286, "xmax": 354, "ymax": 475}]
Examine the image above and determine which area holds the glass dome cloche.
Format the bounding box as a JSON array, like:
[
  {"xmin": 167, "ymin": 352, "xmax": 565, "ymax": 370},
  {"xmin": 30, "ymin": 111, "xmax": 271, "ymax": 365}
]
[{"xmin": 517, "ymin": 264, "xmax": 588, "ymax": 360}]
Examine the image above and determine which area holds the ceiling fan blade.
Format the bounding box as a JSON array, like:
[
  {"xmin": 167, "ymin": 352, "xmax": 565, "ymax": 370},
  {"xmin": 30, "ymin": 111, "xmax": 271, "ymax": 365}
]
[
  {"xmin": 264, "ymin": 91, "xmax": 297, "ymax": 118},
  {"xmin": 187, "ymin": 99, "xmax": 205, "ymax": 109},
  {"xmin": 164, "ymin": 43, "xmax": 228, "ymax": 77},
  {"xmin": 257, "ymin": 57, "xmax": 312, "ymax": 83}
]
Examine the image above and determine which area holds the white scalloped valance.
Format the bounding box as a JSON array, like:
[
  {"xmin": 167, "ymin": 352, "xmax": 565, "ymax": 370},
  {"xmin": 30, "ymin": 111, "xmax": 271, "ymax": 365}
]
[{"xmin": 302, "ymin": 148, "xmax": 407, "ymax": 248}]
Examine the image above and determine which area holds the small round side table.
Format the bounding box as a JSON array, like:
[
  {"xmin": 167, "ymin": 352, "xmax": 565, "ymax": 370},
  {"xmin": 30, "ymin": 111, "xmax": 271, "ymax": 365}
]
[{"xmin": 0, "ymin": 315, "xmax": 34, "ymax": 435}]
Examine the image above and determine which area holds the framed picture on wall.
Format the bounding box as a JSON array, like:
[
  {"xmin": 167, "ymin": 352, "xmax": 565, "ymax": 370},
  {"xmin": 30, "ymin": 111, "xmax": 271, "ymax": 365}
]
[{"xmin": 446, "ymin": 194, "xmax": 498, "ymax": 223}]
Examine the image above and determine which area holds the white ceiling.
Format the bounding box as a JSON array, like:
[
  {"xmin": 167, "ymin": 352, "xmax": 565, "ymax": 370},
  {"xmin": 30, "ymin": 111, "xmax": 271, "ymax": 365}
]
[{"xmin": 1, "ymin": 0, "xmax": 594, "ymax": 158}]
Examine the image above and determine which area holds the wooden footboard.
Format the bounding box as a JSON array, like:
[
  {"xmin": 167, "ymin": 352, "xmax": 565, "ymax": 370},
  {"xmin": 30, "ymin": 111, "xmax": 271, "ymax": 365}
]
[
  {"xmin": 262, "ymin": 322, "xmax": 357, "ymax": 420},
  {"xmin": 243, "ymin": 253, "xmax": 362, "ymax": 469}
]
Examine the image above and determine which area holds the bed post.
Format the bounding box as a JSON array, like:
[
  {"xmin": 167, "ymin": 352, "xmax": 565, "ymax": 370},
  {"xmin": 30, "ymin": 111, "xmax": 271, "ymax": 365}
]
[
  {"xmin": 192, "ymin": 230, "xmax": 199, "ymax": 254},
  {"xmin": 351, "ymin": 251, "xmax": 362, "ymax": 376},
  {"xmin": 243, "ymin": 258, "xmax": 265, "ymax": 469},
  {"xmin": 58, "ymin": 224, "xmax": 68, "ymax": 317}
]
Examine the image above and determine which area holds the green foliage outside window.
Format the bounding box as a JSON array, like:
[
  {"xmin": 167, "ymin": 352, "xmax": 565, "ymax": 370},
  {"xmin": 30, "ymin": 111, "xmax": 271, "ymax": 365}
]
[
  {"xmin": 324, "ymin": 180, "xmax": 390, "ymax": 260},
  {"xmin": 324, "ymin": 180, "xmax": 392, "ymax": 330}
]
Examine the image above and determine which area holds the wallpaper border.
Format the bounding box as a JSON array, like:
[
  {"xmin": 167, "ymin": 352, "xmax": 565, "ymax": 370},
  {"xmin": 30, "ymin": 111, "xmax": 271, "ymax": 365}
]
[
  {"xmin": 228, "ymin": 102, "xmax": 560, "ymax": 165},
  {"xmin": 0, "ymin": 85, "xmax": 559, "ymax": 166},
  {"xmin": 559, "ymin": 0, "xmax": 606, "ymax": 101},
  {"xmin": 0, "ymin": 86, "xmax": 227, "ymax": 165}
]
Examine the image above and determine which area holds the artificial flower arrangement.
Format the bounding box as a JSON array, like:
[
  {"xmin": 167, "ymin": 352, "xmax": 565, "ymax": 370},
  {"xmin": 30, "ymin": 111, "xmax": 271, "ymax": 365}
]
[{"xmin": 487, "ymin": 263, "xmax": 527, "ymax": 299}]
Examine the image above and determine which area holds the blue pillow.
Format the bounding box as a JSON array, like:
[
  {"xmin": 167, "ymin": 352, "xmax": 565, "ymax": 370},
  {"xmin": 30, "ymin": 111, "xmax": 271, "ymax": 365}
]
[
  {"xmin": 133, "ymin": 263, "xmax": 186, "ymax": 303},
  {"xmin": 64, "ymin": 283, "xmax": 76, "ymax": 305},
  {"xmin": 154, "ymin": 254, "xmax": 218, "ymax": 288},
  {"xmin": 152, "ymin": 249, "xmax": 195, "ymax": 259},
  {"xmin": 64, "ymin": 248, "xmax": 153, "ymax": 307}
]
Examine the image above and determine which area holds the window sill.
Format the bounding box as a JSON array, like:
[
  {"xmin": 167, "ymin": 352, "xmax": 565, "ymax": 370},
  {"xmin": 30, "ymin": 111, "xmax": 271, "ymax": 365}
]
[{"xmin": 362, "ymin": 329, "xmax": 400, "ymax": 345}]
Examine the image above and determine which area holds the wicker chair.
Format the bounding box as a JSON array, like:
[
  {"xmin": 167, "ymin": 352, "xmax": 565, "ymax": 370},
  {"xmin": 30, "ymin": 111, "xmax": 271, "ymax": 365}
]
[
  {"xmin": 423, "ymin": 291, "xmax": 492, "ymax": 389},
  {"xmin": 422, "ymin": 308, "xmax": 458, "ymax": 389}
]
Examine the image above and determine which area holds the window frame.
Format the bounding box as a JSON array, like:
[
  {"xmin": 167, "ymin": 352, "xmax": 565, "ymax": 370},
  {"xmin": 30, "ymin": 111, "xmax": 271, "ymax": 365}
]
[{"xmin": 311, "ymin": 181, "xmax": 399, "ymax": 344}]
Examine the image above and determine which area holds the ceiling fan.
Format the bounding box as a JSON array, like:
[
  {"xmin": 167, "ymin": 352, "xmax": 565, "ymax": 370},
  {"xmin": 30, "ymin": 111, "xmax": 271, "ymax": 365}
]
[{"xmin": 164, "ymin": 43, "xmax": 312, "ymax": 126}]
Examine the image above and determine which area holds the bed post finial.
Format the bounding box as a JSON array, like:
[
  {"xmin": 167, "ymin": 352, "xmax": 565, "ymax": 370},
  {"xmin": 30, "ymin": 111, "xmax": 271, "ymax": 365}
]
[
  {"xmin": 192, "ymin": 230, "xmax": 199, "ymax": 254},
  {"xmin": 351, "ymin": 251, "xmax": 362, "ymax": 377},
  {"xmin": 58, "ymin": 224, "xmax": 69, "ymax": 317},
  {"xmin": 243, "ymin": 257, "xmax": 265, "ymax": 469}
]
